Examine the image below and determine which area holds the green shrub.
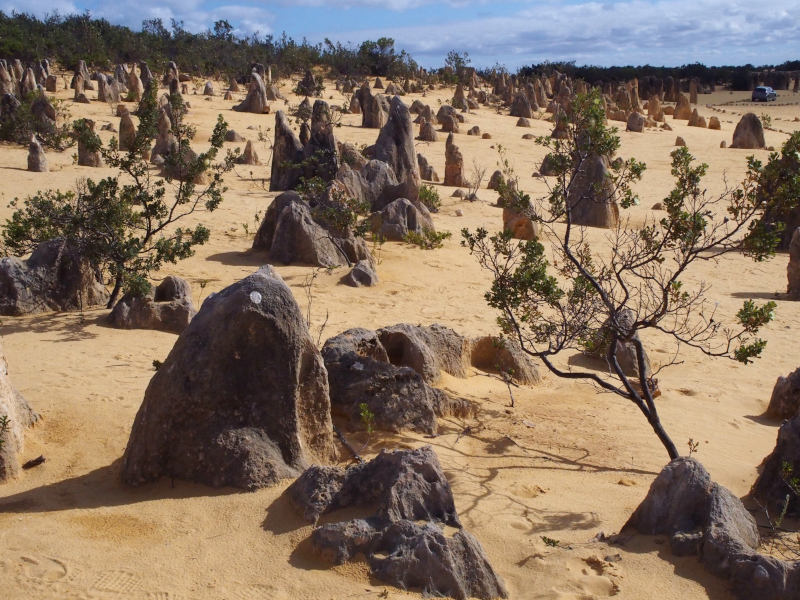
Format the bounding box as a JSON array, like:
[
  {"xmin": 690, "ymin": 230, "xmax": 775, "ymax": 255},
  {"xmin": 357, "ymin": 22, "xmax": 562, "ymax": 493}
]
[
  {"xmin": 404, "ymin": 228, "xmax": 451, "ymax": 249},
  {"xmin": 418, "ymin": 184, "xmax": 441, "ymax": 213}
]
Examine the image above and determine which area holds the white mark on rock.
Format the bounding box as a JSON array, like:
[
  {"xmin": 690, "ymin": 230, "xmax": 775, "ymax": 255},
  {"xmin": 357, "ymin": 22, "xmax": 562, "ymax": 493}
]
[{"xmin": 250, "ymin": 291, "xmax": 263, "ymax": 304}]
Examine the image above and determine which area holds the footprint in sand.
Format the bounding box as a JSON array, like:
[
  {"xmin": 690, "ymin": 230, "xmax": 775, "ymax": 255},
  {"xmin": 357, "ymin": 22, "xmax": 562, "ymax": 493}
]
[
  {"xmin": 91, "ymin": 569, "xmax": 145, "ymax": 593},
  {"xmin": 19, "ymin": 554, "xmax": 70, "ymax": 582}
]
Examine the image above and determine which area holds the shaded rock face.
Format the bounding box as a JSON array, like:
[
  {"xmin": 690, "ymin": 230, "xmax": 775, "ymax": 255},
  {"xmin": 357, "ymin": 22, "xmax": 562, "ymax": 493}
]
[
  {"xmin": 470, "ymin": 336, "xmax": 540, "ymax": 384},
  {"xmin": 626, "ymin": 111, "xmax": 645, "ymax": 132},
  {"xmin": 370, "ymin": 198, "xmax": 435, "ymax": 241},
  {"xmin": 509, "ymin": 93, "xmax": 533, "ymax": 119},
  {"xmin": 121, "ymin": 266, "xmax": 337, "ymax": 490},
  {"xmin": 452, "ymin": 83, "xmax": 468, "ymax": 110},
  {"xmin": 288, "ymin": 447, "xmax": 507, "ymax": 600},
  {"xmin": 372, "ymin": 97, "xmax": 420, "ymax": 205},
  {"xmin": 444, "ymin": 133, "xmax": 465, "ymax": 187},
  {"xmin": 119, "ymin": 111, "xmax": 136, "ymax": 151},
  {"xmin": 567, "ymin": 153, "xmax": 619, "ymax": 228},
  {"xmin": 731, "ymin": 113, "xmax": 766, "ymax": 149},
  {"xmin": 503, "ymin": 207, "xmax": 538, "ymax": 241},
  {"xmin": 270, "ymin": 110, "xmax": 305, "ymax": 191},
  {"xmin": 296, "ymin": 69, "xmax": 317, "ymax": 96},
  {"xmin": 708, "ymin": 116, "xmax": 721, "ymax": 130},
  {"xmin": 789, "ymin": 228, "xmax": 800, "ymax": 300},
  {"xmin": 234, "ymin": 71, "xmax": 268, "ymax": 114},
  {"xmin": 109, "ymin": 276, "xmax": 196, "ymax": 334},
  {"xmin": 673, "ymin": 93, "xmax": 692, "ymax": 120},
  {"xmin": 27, "ymin": 135, "xmax": 47, "ymax": 172},
  {"xmin": 203, "ymin": 81, "xmax": 214, "ymax": 96},
  {"xmin": 356, "ymin": 83, "xmax": 389, "ymax": 128},
  {"xmin": 0, "ymin": 240, "xmax": 109, "ymax": 316},
  {"xmin": 419, "ymin": 118, "xmax": 439, "ymax": 142},
  {"xmin": 304, "ymin": 100, "xmax": 339, "ymax": 182},
  {"xmin": 332, "ymin": 160, "xmax": 404, "ymax": 213},
  {"xmin": 341, "ymin": 259, "xmax": 378, "ymax": 287},
  {"xmin": 76, "ymin": 119, "xmax": 102, "ymax": 167},
  {"xmin": 252, "ymin": 192, "xmax": 371, "ymax": 268},
  {"xmin": 752, "ymin": 414, "xmax": 800, "ymax": 516},
  {"xmin": 235, "ymin": 140, "xmax": 260, "ymax": 165},
  {"xmin": 0, "ymin": 337, "xmax": 39, "ymax": 482},
  {"xmin": 625, "ymin": 457, "xmax": 800, "ymax": 600},
  {"xmin": 587, "ymin": 309, "xmax": 652, "ymax": 379},
  {"xmin": 417, "ymin": 153, "xmax": 439, "ymax": 182},
  {"xmin": 321, "ymin": 327, "xmax": 473, "ymax": 434},
  {"xmin": 766, "ymin": 366, "xmax": 800, "ymax": 420},
  {"xmin": 488, "ymin": 170, "xmax": 504, "ymax": 190}
]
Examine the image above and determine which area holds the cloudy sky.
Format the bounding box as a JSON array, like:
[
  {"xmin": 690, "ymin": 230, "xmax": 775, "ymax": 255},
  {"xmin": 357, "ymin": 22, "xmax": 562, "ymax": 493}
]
[{"xmin": 3, "ymin": 0, "xmax": 799, "ymax": 69}]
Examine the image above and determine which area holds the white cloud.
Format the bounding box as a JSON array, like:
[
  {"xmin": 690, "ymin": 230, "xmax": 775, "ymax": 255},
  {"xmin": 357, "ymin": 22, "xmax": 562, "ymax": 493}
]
[{"xmin": 315, "ymin": 0, "xmax": 800, "ymax": 67}]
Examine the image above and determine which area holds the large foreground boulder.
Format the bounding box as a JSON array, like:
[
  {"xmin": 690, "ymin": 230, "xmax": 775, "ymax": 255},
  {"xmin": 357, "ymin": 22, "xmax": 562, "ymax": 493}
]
[
  {"xmin": 625, "ymin": 457, "xmax": 800, "ymax": 600},
  {"xmin": 121, "ymin": 267, "xmax": 337, "ymax": 489},
  {"xmin": 731, "ymin": 113, "xmax": 766, "ymax": 149},
  {"xmin": 288, "ymin": 446, "xmax": 507, "ymax": 600},
  {"xmin": 0, "ymin": 239, "xmax": 109, "ymax": 316},
  {"xmin": 108, "ymin": 275, "xmax": 196, "ymax": 334},
  {"xmin": 252, "ymin": 192, "xmax": 371, "ymax": 268},
  {"xmin": 0, "ymin": 338, "xmax": 39, "ymax": 482}
]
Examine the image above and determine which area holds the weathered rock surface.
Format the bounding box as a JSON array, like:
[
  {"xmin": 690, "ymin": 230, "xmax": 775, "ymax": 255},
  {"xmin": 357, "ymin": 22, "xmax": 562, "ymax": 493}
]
[
  {"xmin": 270, "ymin": 110, "xmax": 305, "ymax": 191},
  {"xmin": 444, "ymin": 133, "xmax": 465, "ymax": 187},
  {"xmin": 372, "ymin": 97, "xmax": 420, "ymax": 202},
  {"xmin": 341, "ymin": 259, "xmax": 378, "ymax": 287},
  {"xmin": 108, "ymin": 276, "xmax": 196, "ymax": 334},
  {"xmin": 731, "ymin": 113, "xmax": 766, "ymax": 149},
  {"xmin": 752, "ymin": 414, "xmax": 800, "ymax": 517},
  {"xmin": 626, "ymin": 111, "xmax": 645, "ymax": 132},
  {"xmin": 626, "ymin": 457, "xmax": 800, "ymax": 600},
  {"xmin": 235, "ymin": 140, "xmax": 260, "ymax": 165},
  {"xmin": 417, "ymin": 118, "xmax": 438, "ymax": 142},
  {"xmin": 370, "ymin": 198, "xmax": 434, "ymax": 241},
  {"xmin": 566, "ymin": 153, "xmax": 619, "ymax": 228},
  {"xmin": 509, "ymin": 93, "xmax": 533, "ymax": 119},
  {"xmin": 252, "ymin": 192, "xmax": 371, "ymax": 267},
  {"xmin": 121, "ymin": 266, "xmax": 337, "ymax": 489},
  {"xmin": 470, "ymin": 336, "xmax": 540, "ymax": 384},
  {"xmin": 766, "ymin": 366, "xmax": 800, "ymax": 420},
  {"xmin": 27, "ymin": 135, "xmax": 47, "ymax": 172},
  {"xmin": 0, "ymin": 239, "xmax": 109, "ymax": 316},
  {"xmin": 502, "ymin": 207, "xmax": 538, "ymax": 241},
  {"xmin": 234, "ymin": 71, "xmax": 268, "ymax": 114},
  {"xmin": 356, "ymin": 83, "xmax": 389, "ymax": 128},
  {"xmin": 417, "ymin": 153, "xmax": 439, "ymax": 182},
  {"xmin": 287, "ymin": 447, "xmax": 507, "ymax": 600},
  {"xmin": 0, "ymin": 337, "xmax": 39, "ymax": 482}
]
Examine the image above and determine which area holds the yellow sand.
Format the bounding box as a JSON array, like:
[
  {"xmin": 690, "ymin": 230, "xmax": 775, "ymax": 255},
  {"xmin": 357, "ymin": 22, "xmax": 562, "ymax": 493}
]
[{"xmin": 0, "ymin": 78, "xmax": 799, "ymax": 599}]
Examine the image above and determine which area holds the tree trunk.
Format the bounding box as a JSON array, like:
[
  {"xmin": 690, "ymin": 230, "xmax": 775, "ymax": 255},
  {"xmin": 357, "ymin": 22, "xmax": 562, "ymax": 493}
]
[{"xmin": 107, "ymin": 273, "xmax": 123, "ymax": 308}]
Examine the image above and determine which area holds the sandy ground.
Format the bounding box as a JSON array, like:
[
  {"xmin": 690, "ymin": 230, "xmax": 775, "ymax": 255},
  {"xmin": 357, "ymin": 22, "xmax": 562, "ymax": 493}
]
[{"xmin": 0, "ymin": 77, "xmax": 799, "ymax": 600}]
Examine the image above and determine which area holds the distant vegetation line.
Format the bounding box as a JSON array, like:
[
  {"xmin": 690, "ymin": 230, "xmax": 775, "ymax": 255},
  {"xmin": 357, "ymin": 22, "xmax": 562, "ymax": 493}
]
[{"xmin": 0, "ymin": 11, "xmax": 797, "ymax": 88}]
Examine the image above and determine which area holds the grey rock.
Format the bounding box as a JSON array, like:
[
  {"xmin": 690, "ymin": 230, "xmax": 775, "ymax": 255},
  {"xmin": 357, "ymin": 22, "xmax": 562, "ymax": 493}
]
[
  {"xmin": 766, "ymin": 366, "xmax": 800, "ymax": 420},
  {"xmin": 752, "ymin": 414, "xmax": 800, "ymax": 515},
  {"xmin": 321, "ymin": 328, "xmax": 471, "ymax": 434},
  {"xmin": 269, "ymin": 111, "xmax": 304, "ymax": 191},
  {"xmin": 731, "ymin": 113, "xmax": 766, "ymax": 149},
  {"xmin": 0, "ymin": 337, "xmax": 39, "ymax": 482},
  {"xmin": 253, "ymin": 192, "xmax": 370, "ymax": 268},
  {"xmin": 121, "ymin": 266, "xmax": 337, "ymax": 489},
  {"xmin": 234, "ymin": 71, "xmax": 268, "ymax": 113},
  {"xmin": 109, "ymin": 276, "xmax": 196, "ymax": 334},
  {"xmin": 27, "ymin": 135, "xmax": 47, "ymax": 172},
  {"xmin": 370, "ymin": 198, "xmax": 434, "ymax": 241},
  {"xmin": 0, "ymin": 239, "xmax": 109, "ymax": 316},
  {"xmin": 470, "ymin": 336, "xmax": 540, "ymax": 384},
  {"xmin": 567, "ymin": 153, "xmax": 619, "ymax": 228},
  {"xmin": 288, "ymin": 447, "xmax": 507, "ymax": 600},
  {"xmin": 341, "ymin": 260, "xmax": 378, "ymax": 287}
]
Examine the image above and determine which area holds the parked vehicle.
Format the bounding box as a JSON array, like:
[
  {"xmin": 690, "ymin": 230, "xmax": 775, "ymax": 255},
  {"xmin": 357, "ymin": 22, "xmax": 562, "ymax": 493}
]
[{"xmin": 752, "ymin": 86, "xmax": 777, "ymax": 101}]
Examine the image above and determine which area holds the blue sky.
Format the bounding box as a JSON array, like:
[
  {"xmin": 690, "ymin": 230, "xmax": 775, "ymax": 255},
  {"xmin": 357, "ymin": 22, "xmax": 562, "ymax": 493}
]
[{"xmin": 3, "ymin": 0, "xmax": 799, "ymax": 69}]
